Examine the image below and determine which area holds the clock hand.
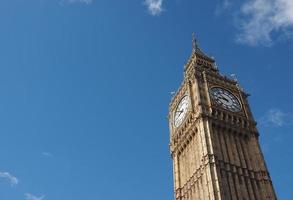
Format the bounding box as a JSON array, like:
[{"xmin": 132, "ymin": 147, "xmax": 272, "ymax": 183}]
[
  {"xmin": 218, "ymin": 95, "xmax": 229, "ymax": 102},
  {"xmin": 175, "ymin": 110, "xmax": 184, "ymax": 119}
]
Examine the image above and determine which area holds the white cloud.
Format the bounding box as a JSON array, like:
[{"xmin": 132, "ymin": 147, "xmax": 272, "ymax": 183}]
[
  {"xmin": 260, "ymin": 109, "xmax": 293, "ymax": 127},
  {"xmin": 0, "ymin": 171, "xmax": 19, "ymax": 186},
  {"xmin": 62, "ymin": 0, "xmax": 93, "ymax": 4},
  {"xmin": 236, "ymin": 0, "xmax": 293, "ymax": 46},
  {"xmin": 25, "ymin": 193, "xmax": 45, "ymax": 200},
  {"xmin": 144, "ymin": 0, "xmax": 164, "ymax": 16},
  {"xmin": 42, "ymin": 152, "xmax": 54, "ymax": 157}
]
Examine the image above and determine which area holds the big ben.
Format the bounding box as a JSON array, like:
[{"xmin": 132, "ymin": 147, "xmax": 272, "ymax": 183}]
[{"xmin": 168, "ymin": 35, "xmax": 277, "ymax": 200}]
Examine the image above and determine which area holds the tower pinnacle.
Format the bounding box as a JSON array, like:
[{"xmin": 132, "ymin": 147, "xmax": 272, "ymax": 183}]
[{"xmin": 192, "ymin": 32, "xmax": 198, "ymax": 52}]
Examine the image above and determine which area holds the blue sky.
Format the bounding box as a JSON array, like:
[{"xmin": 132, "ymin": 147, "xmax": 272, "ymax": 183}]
[{"xmin": 0, "ymin": 0, "xmax": 292, "ymax": 199}]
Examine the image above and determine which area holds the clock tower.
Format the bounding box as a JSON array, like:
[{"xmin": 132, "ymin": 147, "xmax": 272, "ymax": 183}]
[{"xmin": 168, "ymin": 35, "xmax": 277, "ymax": 200}]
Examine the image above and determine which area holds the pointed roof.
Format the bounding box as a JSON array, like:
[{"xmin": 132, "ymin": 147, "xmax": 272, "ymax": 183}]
[{"xmin": 192, "ymin": 33, "xmax": 215, "ymax": 63}]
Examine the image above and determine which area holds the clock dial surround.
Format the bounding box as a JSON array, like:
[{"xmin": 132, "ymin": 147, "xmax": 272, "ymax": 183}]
[
  {"xmin": 174, "ymin": 95, "xmax": 190, "ymax": 128},
  {"xmin": 210, "ymin": 87, "xmax": 242, "ymax": 112}
]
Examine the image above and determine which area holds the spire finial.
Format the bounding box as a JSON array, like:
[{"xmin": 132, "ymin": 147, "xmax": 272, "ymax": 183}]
[{"xmin": 192, "ymin": 32, "xmax": 198, "ymax": 51}]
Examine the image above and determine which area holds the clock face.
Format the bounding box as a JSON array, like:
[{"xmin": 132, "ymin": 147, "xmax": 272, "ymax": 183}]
[
  {"xmin": 210, "ymin": 87, "xmax": 242, "ymax": 112},
  {"xmin": 174, "ymin": 95, "xmax": 190, "ymax": 128}
]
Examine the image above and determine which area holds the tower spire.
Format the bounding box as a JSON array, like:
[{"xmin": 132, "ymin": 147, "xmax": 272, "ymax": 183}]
[
  {"xmin": 190, "ymin": 33, "xmax": 215, "ymax": 63},
  {"xmin": 192, "ymin": 32, "xmax": 198, "ymax": 52}
]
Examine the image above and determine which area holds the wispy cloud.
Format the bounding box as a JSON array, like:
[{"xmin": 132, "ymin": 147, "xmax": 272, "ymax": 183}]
[
  {"xmin": 236, "ymin": 0, "xmax": 293, "ymax": 46},
  {"xmin": 0, "ymin": 171, "xmax": 19, "ymax": 186},
  {"xmin": 144, "ymin": 0, "xmax": 164, "ymax": 16},
  {"xmin": 260, "ymin": 109, "xmax": 293, "ymax": 127},
  {"xmin": 25, "ymin": 193, "xmax": 45, "ymax": 200},
  {"xmin": 61, "ymin": 0, "xmax": 93, "ymax": 4},
  {"xmin": 42, "ymin": 152, "xmax": 54, "ymax": 158},
  {"xmin": 218, "ymin": 0, "xmax": 233, "ymax": 11}
]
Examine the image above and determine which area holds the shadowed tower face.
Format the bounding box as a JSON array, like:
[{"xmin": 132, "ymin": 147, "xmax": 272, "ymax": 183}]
[{"xmin": 168, "ymin": 36, "xmax": 276, "ymax": 200}]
